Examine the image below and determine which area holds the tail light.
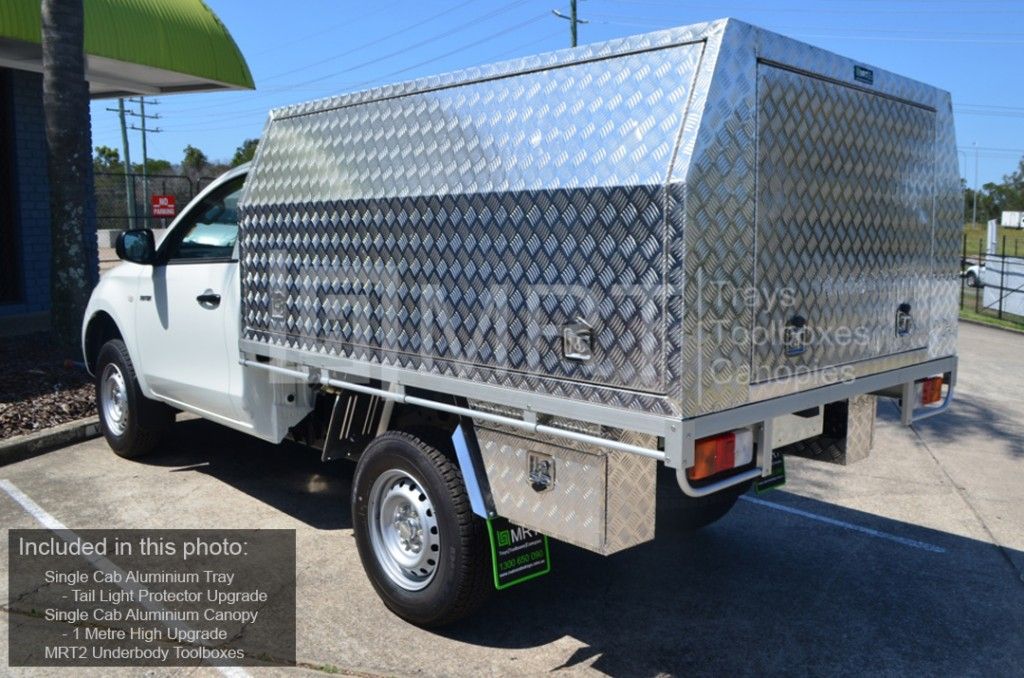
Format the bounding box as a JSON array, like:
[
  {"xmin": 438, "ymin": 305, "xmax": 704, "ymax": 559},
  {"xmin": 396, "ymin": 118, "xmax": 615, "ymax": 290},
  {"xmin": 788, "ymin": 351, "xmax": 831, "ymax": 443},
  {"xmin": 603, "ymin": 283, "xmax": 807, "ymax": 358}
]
[
  {"xmin": 687, "ymin": 429, "xmax": 754, "ymax": 481},
  {"xmin": 919, "ymin": 376, "xmax": 944, "ymax": 405}
]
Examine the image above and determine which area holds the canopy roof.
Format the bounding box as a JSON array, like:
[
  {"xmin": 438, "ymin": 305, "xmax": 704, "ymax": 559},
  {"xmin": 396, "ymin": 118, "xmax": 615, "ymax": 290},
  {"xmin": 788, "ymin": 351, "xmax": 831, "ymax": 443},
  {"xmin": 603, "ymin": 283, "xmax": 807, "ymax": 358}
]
[{"xmin": 0, "ymin": 0, "xmax": 254, "ymax": 98}]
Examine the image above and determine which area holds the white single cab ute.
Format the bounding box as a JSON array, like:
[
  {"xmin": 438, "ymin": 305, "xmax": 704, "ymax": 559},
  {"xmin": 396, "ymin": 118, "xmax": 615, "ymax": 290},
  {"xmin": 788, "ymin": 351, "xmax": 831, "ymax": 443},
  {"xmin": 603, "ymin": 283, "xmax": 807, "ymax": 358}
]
[{"xmin": 83, "ymin": 19, "xmax": 960, "ymax": 626}]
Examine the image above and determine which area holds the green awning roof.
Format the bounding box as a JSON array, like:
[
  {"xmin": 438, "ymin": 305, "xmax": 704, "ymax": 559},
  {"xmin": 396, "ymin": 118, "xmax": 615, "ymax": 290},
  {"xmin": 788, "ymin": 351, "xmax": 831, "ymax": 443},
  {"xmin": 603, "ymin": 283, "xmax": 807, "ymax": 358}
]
[{"xmin": 0, "ymin": 0, "xmax": 254, "ymax": 97}]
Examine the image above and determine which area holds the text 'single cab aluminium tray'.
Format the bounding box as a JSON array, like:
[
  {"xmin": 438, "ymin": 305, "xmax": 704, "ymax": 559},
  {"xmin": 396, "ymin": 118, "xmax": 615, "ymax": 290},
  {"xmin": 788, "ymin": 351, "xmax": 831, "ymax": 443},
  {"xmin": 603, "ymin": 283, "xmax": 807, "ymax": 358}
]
[{"xmin": 237, "ymin": 18, "xmax": 959, "ymax": 447}]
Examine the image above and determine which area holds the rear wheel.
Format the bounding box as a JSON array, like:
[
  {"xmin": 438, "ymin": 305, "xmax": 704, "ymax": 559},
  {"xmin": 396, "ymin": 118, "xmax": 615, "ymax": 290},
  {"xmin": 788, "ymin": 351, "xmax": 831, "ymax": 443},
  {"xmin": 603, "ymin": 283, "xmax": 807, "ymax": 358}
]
[
  {"xmin": 352, "ymin": 431, "xmax": 491, "ymax": 627},
  {"xmin": 965, "ymin": 271, "xmax": 980, "ymax": 288},
  {"xmin": 678, "ymin": 480, "xmax": 751, "ymax": 531},
  {"xmin": 95, "ymin": 340, "xmax": 174, "ymax": 458}
]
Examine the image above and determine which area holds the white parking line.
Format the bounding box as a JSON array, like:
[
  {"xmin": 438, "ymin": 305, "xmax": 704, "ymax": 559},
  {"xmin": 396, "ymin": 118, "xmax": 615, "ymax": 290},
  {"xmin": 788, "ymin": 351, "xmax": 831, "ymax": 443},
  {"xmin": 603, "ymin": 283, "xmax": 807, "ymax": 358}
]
[
  {"xmin": 0, "ymin": 478, "xmax": 255, "ymax": 677},
  {"xmin": 741, "ymin": 495, "xmax": 946, "ymax": 554},
  {"xmin": 0, "ymin": 479, "xmax": 64, "ymax": 530}
]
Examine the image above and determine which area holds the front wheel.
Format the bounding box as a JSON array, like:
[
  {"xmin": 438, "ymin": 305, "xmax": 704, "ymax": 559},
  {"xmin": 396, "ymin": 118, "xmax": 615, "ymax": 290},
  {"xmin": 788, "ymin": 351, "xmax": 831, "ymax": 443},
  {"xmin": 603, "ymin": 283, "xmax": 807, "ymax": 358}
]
[
  {"xmin": 352, "ymin": 431, "xmax": 491, "ymax": 627},
  {"xmin": 95, "ymin": 339, "xmax": 174, "ymax": 458}
]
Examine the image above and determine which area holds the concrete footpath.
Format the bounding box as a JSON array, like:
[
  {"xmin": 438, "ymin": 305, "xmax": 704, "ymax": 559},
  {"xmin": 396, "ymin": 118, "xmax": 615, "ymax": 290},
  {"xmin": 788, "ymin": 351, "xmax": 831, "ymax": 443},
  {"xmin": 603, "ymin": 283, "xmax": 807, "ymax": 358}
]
[{"xmin": 2, "ymin": 321, "xmax": 1022, "ymax": 676}]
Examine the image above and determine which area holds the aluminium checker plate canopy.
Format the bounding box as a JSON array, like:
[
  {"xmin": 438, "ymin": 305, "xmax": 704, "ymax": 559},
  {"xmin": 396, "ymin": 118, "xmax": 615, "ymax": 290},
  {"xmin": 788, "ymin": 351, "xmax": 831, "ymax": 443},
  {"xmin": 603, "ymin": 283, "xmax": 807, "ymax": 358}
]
[{"xmin": 237, "ymin": 18, "xmax": 960, "ymax": 426}]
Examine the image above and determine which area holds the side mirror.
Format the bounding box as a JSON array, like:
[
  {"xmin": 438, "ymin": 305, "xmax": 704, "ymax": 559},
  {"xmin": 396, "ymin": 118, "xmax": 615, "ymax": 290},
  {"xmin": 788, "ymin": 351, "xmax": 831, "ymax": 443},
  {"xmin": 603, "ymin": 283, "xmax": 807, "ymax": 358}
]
[{"xmin": 115, "ymin": 229, "xmax": 155, "ymax": 264}]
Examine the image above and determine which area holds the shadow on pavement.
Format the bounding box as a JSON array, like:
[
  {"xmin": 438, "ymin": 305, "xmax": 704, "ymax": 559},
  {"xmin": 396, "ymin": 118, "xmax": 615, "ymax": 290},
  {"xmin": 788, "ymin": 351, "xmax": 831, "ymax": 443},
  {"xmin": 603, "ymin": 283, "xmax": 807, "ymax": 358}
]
[
  {"xmin": 440, "ymin": 466, "xmax": 1024, "ymax": 675},
  {"xmin": 133, "ymin": 417, "xmax": 1024, "ymax": 675},
  {"xmin": 136, "ymin": 417, "xmax": 355, "ymax": 530},
  {"xmin": 891, "ymin": 396, "xmax": 1024, "ymax": 459}
]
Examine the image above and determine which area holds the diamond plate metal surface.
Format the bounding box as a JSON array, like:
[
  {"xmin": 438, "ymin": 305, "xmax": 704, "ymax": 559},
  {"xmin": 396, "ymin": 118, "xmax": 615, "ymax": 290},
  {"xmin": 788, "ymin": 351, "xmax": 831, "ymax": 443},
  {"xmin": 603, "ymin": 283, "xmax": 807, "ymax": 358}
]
[
  {"xmin": 753, "ymin": 65, "xmax": 935, "ymax": 380},
  {"xmin": 239, "ymin": 18, "xmax": 960, "ymax": 422},
  {"xmin": 928, "ymin": 102, "xmax": 962, "ymax": 360},
  {"xmin": 240, "ymin": 38, "xmax": 709, "ymax": 417},
  {"xmin": 475, "ymin": 426, "xmax": 656, "ymax": 555},
  {"xmin": 243, "ymin": 186, "xmax": 670, "ymax": 394},
  {"xmin": 675, "ymin": 21, "xmax": 757, "ymax": 417}
]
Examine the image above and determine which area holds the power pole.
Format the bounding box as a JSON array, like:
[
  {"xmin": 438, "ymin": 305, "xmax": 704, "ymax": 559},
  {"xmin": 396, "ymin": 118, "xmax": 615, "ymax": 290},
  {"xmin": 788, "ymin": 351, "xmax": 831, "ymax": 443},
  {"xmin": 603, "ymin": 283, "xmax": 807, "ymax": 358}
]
[
  {"xmin": 552, "ymin": 0, "xmax": 587, "ymax": 47},
  {"xmin": 105, "ymin": 98, "xmax": 135, "ymax": 228},
  {"xmin": 127, "ymin": 97, "xmax": 161, "ymax": 208}
]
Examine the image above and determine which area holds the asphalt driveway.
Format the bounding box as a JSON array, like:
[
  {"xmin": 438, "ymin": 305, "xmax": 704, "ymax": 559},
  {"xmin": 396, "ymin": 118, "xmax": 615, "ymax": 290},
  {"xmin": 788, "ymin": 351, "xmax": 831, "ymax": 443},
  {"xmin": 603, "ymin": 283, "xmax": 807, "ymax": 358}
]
[{"xmin": 2, "ymin": 320, "xmax": 1023, "ymax": 677}]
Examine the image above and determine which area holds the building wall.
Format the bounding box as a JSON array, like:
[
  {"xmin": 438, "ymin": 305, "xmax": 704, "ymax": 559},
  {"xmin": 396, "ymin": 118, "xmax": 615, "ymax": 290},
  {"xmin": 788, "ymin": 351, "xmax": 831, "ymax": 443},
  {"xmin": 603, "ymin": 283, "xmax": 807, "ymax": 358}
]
[{"xmin": 0, "ymin": 68, "xmax": 98, "ymax": 324}]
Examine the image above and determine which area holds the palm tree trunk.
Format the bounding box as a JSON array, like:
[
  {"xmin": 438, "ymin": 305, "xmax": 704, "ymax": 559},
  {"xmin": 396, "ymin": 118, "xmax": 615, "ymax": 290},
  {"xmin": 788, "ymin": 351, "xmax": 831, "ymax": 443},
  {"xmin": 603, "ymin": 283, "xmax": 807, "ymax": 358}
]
[{"xmin": 41, "ymin": 0, "xmax": 95, "ymax": 356}]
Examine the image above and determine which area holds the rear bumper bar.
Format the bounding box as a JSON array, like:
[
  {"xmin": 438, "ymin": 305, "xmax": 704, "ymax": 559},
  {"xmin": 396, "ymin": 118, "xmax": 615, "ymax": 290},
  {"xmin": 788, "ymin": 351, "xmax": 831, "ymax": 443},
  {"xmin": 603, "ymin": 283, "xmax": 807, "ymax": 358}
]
[{"xmin": 673, "ymin": 356, "xmax": 957, "ymax": 497}]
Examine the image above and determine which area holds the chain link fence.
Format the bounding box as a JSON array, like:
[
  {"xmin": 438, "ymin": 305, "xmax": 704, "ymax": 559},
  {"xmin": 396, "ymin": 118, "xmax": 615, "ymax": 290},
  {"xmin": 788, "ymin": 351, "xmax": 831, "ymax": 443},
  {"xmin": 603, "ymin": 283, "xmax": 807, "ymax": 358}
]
[
  {"xmin": 94, "ymin": 172, "xmax": 221, "ymax": 232},
  {"xmin": 961, "ymin": 235, "xmax": 1024, "ymax": 327}
]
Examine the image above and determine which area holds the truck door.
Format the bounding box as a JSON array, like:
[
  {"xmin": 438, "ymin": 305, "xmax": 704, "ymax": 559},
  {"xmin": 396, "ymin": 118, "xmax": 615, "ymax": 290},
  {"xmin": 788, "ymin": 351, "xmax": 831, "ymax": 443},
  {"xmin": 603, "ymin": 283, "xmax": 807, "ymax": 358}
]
[{"xmin": 134, "ymin": 175, "xmax": 246, "ymax": 425}]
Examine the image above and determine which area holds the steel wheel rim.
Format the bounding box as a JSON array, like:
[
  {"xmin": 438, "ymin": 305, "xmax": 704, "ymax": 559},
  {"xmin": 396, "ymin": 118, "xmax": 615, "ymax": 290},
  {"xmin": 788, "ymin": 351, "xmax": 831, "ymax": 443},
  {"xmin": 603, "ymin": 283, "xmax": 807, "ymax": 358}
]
[
  {"xmin": 100, "ymin": 363, "xmax": 129, "ymax": 437},
  {"xmin": 367, "ymin": 469, "xmax": 440, "ymax": 591}
]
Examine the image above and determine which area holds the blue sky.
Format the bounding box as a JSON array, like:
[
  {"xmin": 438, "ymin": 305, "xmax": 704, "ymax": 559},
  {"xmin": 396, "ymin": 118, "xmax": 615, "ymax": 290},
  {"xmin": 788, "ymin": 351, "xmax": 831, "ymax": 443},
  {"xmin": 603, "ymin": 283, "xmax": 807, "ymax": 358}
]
[{"xmin": 89, "ymin": 0, "xmax": 1024, "ymax": 186}]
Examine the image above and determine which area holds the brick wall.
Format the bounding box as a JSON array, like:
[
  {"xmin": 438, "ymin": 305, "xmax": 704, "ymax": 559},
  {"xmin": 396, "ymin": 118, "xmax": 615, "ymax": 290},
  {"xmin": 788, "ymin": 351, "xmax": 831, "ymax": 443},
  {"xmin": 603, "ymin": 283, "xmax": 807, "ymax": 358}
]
[{"xmin": 0, "ymin": 68, "xmax": 98, "ymax": 321}]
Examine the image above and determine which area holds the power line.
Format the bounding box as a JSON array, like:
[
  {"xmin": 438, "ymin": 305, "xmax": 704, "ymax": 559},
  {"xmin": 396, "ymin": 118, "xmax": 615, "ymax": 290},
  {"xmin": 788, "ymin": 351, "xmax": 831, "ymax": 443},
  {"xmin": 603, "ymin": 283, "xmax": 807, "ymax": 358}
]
[
  {"xmin": 958, "ymin": 146, "xmax": 1024, "ymax": 152},
  {"xmin": 341, "ymin": 14, "xmax": 550, "ymax": 91},
  {"xmin": 152, "ymin": 19, "xmax": 560, "ymax": 135},
  {"xmin": 957, "ymin": 103, "xmax": 1024, "ymax": 111},
  {"xmin": 159, "ymin": 0, "xmax": 530, "ymax": 117},
  {"xmin": 604, "ymin": 0, "xmax": 1024, "ymax": 13},
  {"xmin": 956, "ymin": 110, "xmax": 1024, "ymax": 118},
  {"xmin": 156, "ymin": 11, "xmax": 551, "ymax": 128},
  {"xmin": 587, "ymin": 13, "xmax": 1024, "ymax": 43},
  {"xmin": 955, "ymin": 103, "xmax": 1024, "ymax": 118},
  {"xmin": 265, "ymin": 1, "xmax": 536, "ymax": 91},
  {"xmin": 258, "ymin": 0, "xmax": 483, "ymax": 84},
  {"xmin": 247, "ymin": 3, "xmax": 396, "ymax": 58},
  {"xmin": 587, "ymin": 12, "xmax": 1023, "ymax": 36}
]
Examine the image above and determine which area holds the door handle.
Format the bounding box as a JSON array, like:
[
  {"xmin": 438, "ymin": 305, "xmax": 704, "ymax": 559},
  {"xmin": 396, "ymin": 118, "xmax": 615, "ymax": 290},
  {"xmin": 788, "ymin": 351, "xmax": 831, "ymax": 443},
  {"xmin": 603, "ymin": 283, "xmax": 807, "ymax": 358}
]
[{"xmin": 196, "ymin": 290, "xmax": 221, "ymax": 307}]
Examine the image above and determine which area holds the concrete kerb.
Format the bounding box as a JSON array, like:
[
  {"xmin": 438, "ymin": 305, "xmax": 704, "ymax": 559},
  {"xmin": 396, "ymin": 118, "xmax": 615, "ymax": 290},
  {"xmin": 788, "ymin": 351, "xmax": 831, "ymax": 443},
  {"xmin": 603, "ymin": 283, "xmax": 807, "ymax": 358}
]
[
  {"xmin": 958, "ymin": 316, "xmax": 1024, "ymax": 336},
  {"xmin": 0, "ymin": 417, "xmax": 101, "ymax": 467}
]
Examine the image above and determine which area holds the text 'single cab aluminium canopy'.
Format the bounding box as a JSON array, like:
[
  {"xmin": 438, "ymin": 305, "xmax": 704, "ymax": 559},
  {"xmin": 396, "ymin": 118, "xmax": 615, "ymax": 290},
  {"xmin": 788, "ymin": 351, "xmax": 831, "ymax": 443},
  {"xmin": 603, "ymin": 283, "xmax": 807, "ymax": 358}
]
[{"xmin": 0, "ymin": 0, "xmax": 254, "ymax": 98}]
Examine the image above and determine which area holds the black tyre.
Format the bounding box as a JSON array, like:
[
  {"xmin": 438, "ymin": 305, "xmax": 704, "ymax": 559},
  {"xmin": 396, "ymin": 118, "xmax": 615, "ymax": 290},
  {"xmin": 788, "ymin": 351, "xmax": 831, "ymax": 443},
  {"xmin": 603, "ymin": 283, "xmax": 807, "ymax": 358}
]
[
  {"xmin": 95, "ymin": 339, "xmax": 174, "ymax": 458},
  {"xmin": 352, "ymin": 431, "xmax": 491, "ymax": 627},
  {"xmin": 965, "ymin": 271, "xmax": 980, "ymax": 288},
  {"xmin": 677, "ymin": 480, "xmax": 751, "ymax": 531}
]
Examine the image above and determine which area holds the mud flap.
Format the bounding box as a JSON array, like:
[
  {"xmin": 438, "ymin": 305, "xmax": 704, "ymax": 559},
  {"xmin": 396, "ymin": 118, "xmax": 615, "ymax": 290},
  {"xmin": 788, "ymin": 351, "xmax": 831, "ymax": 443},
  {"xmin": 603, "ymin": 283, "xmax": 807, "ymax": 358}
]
[
  {"xmin": 783, "ymin": 395, "xmax": 877, "ymax": 465},
  {"xmin": 486, "ymin": 516, "xmax": 551, "ymax": 590}
]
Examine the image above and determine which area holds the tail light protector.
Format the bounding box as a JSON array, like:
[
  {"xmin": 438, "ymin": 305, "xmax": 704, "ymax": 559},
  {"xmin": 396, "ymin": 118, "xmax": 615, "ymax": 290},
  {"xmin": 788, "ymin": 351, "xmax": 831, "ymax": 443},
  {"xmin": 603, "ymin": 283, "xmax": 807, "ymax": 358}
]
[{"xmin": 687, "ymin": 429, "xmax": 754, "ymax": 481}]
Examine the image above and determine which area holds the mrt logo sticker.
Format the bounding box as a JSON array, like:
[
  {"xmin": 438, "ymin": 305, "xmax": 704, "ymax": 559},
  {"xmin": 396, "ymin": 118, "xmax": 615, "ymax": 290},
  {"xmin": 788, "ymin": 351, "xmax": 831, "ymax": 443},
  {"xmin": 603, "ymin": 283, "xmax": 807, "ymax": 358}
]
[{"xmin": 486, "ymin": 516, "xmax": 550, "ymax": 589}]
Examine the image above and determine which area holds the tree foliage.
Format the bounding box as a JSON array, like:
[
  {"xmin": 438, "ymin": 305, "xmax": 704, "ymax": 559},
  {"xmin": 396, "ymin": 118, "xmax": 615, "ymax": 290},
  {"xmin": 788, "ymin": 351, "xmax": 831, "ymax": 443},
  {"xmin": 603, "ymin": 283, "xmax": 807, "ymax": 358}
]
[
  {"xmin": 231, "ymin": 138, "xmax": 258, "ymax": 167},
  {"xmin": 93, "ymin": 145, "xmax": 122, "ymax": 172},
  {"xmin": 93, "ymin": 146, "xmax": 171, "ymax": 175},
  {"xmin": 140, "ymin": 158, "xmax": 173, "ymax": 174},
  {"xmin": 964, "ymin": 155, "xmax": 1024, "ymax": 224},
  {"xmin": 180, "ymin": 144, "xmax": 209, "ymax": 179},
  {"xmin": 92, "ymin": 138, "xmax": 252, "ymax": 185}
]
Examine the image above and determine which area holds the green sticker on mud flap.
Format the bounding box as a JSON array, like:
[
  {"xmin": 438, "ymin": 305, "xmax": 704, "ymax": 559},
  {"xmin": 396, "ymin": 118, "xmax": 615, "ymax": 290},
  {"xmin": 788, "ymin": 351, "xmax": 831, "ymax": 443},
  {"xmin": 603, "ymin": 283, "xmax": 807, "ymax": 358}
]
[
  {"xmin": 755, "ymin": 451, "xmax": 786, "ymax": 494},
  {"xmin": 486, "ymin": 516, "xmax": 550, "ymax": 590}
]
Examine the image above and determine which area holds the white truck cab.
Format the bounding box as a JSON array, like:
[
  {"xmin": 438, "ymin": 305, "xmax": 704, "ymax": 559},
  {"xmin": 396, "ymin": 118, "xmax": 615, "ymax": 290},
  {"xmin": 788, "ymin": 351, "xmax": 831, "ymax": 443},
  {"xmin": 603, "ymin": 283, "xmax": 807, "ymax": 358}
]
[{"xmin": 82, "ymin": 164, "xmax": 311, "ymax": 450}]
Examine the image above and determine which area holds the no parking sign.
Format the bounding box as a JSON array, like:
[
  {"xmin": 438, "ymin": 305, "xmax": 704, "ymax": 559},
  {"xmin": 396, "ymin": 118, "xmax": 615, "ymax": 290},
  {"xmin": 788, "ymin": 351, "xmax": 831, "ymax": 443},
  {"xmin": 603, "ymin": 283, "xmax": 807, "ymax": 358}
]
[{"xmin": 151, "ymin": 195, "xmax": 175, "ymax": 217}]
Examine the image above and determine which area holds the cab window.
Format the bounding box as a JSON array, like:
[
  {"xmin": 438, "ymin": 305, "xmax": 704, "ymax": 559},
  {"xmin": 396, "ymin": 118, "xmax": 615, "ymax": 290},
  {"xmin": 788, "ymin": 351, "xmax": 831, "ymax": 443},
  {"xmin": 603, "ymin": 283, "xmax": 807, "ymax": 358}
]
[{"xmin": 163, "ymin": 176, "xmax": 245, "ymax": 262}]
